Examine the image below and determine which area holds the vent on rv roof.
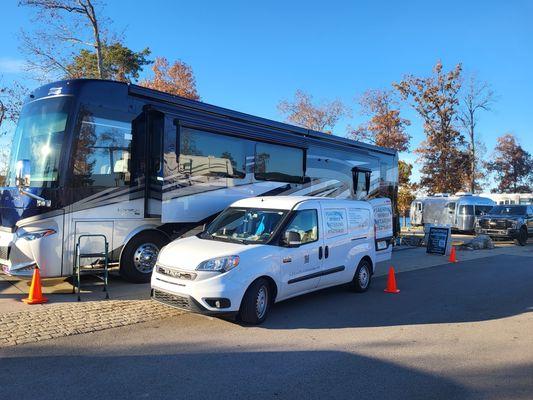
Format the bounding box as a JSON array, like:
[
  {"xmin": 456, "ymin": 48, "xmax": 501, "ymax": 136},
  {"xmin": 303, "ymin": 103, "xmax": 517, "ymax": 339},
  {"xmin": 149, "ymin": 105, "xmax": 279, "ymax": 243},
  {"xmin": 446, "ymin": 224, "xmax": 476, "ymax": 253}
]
[{"xmin": 455, "ymin": 192, "xmax": 473, "ymax": 196}]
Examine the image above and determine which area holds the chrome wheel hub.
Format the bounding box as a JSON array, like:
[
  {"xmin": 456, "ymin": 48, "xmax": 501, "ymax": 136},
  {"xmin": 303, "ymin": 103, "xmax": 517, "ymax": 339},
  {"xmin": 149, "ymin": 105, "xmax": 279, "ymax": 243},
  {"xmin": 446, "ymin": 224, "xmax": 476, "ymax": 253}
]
[
  {"xmin": 256, "ymin": 285, "xmax": 268, "ymax": 319},
  {"xmin": 133, "ymin": 243, "xmax": 159, "ymax": 273}
]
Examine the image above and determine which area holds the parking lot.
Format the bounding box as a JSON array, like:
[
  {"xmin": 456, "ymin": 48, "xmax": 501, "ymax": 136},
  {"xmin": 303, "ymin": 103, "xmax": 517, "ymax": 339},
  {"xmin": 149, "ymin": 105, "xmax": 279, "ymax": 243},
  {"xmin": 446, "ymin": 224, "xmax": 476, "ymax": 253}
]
[{"xmin": 1, "ymin": 240, "xmax": 533, "ymax": 399}]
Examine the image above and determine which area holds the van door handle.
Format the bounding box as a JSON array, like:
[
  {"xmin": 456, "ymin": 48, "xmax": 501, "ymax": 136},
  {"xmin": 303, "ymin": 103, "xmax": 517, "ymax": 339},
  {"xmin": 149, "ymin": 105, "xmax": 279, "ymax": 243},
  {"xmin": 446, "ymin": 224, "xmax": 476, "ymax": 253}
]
[
  {"xmin": 318, "ymin": 246, "xmax": 323, "ymax": 260},
  {"xmin": 325, "ymin": 246, "xmax": 329, "ymax": 259}
]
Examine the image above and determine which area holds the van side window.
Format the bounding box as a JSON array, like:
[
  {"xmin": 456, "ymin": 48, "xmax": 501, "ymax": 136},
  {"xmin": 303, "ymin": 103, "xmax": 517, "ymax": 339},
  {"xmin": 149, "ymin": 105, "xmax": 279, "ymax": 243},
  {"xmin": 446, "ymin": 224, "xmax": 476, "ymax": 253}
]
[
  {"xmin": 283, "ymin": 210, "xmax": 318, "ymax": 244},
  {"xmin": 254, "ymin": 142, "xmax": 304, "ymax": 183}
]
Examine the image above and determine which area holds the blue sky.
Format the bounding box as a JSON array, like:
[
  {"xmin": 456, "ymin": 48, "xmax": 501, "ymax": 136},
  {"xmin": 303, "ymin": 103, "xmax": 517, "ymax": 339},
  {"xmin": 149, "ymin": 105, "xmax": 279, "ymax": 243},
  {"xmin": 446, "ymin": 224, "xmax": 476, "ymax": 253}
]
[{"xmin": 1, "ymin": 0, "xmax": 532, "ymax": 186}]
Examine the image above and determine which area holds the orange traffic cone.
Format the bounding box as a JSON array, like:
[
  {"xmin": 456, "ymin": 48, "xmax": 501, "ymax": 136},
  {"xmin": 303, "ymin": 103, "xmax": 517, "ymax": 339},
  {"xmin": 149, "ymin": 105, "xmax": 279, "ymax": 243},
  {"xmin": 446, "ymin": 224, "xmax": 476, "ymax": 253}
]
[
  {"xmin": 384, "ymin": 266, "xmax": 400, "ymax": 294},
  {"xmin": 448, "ymin": 246, "xmax": 458, "ymax": 263},
  {"xmin": 22, "ymin": 268, "xmax": 48, "ymax": 304}
]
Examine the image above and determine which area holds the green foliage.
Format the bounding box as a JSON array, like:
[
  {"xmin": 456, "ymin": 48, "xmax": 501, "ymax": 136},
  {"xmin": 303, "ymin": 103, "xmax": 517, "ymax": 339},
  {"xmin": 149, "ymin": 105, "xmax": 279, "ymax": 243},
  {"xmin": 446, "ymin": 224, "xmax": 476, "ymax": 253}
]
[{"xmin": 65, "ymin": 42, "xmax": 152, "ymax": 82}]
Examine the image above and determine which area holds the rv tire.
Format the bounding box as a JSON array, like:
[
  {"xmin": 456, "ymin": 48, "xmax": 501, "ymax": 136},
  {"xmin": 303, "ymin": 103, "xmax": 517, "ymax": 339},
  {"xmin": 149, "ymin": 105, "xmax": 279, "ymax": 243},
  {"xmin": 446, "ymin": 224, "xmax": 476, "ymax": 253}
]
[{"xmin": 120, "ymin": 231, "xmax": 169, "ymax": 283}]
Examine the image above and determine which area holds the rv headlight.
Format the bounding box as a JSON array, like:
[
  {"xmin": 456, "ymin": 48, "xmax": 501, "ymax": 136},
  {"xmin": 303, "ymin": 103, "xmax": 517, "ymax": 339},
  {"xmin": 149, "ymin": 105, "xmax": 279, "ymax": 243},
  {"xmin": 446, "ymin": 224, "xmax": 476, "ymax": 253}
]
[
  {"xmin": 196, "ymin": 255, "xmax": 240, "ymax": 273},
  {"xmin": 18, "ymin": 228, "xmax": 56, "ymax": 241}
]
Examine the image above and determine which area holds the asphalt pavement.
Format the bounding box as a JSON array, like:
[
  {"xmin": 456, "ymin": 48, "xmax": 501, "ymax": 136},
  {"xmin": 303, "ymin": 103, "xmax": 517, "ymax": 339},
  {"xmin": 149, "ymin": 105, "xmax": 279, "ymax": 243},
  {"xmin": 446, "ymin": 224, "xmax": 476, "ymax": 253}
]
[{"xmin": 1, "ymin": 252, "xmax": 532, "ymax": 400}]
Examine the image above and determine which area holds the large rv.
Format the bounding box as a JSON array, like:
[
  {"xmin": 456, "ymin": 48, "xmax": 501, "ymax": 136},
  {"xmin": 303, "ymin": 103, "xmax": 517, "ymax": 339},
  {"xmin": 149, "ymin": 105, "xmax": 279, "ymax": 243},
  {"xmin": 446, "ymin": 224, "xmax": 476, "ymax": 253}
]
[
  {"xmin": 410, "ymin": 193, "xmax": 494, "ymax": 232},
  {"xmin": 0, "ymin": 80, "xmax": 398, "ymax": 283},
  {"xmin": 480, "ymin": 193, "xmax": 533, "ymax": 206}
]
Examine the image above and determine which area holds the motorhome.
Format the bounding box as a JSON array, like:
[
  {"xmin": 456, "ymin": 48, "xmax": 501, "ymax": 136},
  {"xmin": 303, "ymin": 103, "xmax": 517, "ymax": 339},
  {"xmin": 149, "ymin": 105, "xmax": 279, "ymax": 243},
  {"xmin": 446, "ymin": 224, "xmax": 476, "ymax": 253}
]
[
  {"xmin": 0, "ymin": 80, "xmax": 398, "ymax": 282},
  {"xmin": 152, "ymin": 196, "xmax": 392, "ymax": 324},
  {"xmin": 480, "ymin": 193, "xmax": 533, "ymax": 206},
  {"xmin": 410, "ymin": 193, "xmax": 495, "ymax": 232}
]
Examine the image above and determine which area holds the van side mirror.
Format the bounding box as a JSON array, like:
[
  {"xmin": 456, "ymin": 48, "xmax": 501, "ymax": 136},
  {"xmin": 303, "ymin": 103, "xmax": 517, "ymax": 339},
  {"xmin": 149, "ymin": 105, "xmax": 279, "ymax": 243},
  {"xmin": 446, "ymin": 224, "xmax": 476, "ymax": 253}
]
[
  {"xmin": 15, "ymin": 159, "xmax": 31, "ymax": 188},
  {"xmin": 282, "ymin": 231, "xmax": 301, "ymax": 247}
]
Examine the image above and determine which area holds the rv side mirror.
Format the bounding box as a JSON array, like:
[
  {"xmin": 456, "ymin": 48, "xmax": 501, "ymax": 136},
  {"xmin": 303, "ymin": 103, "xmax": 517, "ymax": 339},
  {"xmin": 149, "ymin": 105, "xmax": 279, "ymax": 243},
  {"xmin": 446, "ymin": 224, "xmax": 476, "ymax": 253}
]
[
  {"xmin": 15, "ymin": 160, "xmax": 31, "ymax": 188},
  {"xmin": 283, "ymin": 231, "xmax": 301, "ymax": 247}
]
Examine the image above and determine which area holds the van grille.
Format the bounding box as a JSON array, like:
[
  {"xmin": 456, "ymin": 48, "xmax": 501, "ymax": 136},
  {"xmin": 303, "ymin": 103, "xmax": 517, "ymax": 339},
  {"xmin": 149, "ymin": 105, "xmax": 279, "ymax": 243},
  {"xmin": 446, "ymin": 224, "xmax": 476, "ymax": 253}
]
[
  {"xmin": 0, "ymin": 246, "xmax": 10, "ymax": 260},
  {"xmin": 156, "ymin": 265, "xmax": 197, "ymax": 280},
  {"xmin": 152, "ymin": 289, "xmax": 190, "ymax": 310}
]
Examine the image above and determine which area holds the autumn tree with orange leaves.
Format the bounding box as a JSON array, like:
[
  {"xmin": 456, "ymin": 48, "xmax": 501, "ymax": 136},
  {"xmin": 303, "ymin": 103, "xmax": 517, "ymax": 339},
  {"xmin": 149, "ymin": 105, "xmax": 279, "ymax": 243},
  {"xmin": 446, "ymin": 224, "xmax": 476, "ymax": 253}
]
[
  {"xmin": 395, "ymin": 61, "xmax": 468, "ymax": 195},
  {"xmin": 278, "ymin": 90, "xmax": 349, "ymax": 133},
  {"xmin": 349, "ymin": 89, "xmax": 411, "ymax": 152},
  {"xmin": 486, "ymin": 134, "xmax": 532, "ymax": 193},
  {"xmin": 140, "ymin": 57, "xmax": 200, "ymax": 100}
]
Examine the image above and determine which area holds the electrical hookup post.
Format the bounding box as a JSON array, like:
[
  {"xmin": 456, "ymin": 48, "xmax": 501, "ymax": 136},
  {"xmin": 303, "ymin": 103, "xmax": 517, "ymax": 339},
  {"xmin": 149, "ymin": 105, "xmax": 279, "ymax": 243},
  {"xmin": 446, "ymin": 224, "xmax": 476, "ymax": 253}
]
[{"xmin": 424, "ymin": 224, "xmax": 452, "ymax": 256}]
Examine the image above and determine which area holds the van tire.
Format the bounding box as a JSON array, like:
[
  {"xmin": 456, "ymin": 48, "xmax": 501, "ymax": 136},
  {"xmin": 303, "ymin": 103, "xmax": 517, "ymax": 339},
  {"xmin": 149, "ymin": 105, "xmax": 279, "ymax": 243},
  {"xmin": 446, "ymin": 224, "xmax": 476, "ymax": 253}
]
[
  {"xmin": 239, "ymin": 278, "xmax": 271, "ymax": 325},
  {"xmin": 515, "ymin": 227, "xmax": 528, "ymax": 246},
  {"xmin": 120, "ymin": 231, "xmax": 169, "ymax": 283},
  {"xmin": 351, "ymin": 259, "xmax": 372, "ymax": 293}
]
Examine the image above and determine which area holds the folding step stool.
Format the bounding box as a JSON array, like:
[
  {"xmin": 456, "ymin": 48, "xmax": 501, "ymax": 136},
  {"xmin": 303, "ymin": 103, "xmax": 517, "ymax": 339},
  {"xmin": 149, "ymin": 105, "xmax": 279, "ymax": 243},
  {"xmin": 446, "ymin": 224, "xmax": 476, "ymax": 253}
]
[{"xmin": 73, "ymin": 234, "xmax": 110, "ymax": 302}]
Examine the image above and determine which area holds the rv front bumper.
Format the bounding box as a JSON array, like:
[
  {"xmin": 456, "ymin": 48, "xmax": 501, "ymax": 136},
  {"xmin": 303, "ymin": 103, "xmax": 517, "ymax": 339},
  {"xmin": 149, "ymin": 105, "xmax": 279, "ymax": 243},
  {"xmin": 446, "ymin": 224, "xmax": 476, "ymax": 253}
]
[
  {"xmin": 0, "ymin": 228, "xmax": 61, "ymax": 278},
  {"xmin": 0, "ymin": 230, "xmax": 37, "ymax": 278}
]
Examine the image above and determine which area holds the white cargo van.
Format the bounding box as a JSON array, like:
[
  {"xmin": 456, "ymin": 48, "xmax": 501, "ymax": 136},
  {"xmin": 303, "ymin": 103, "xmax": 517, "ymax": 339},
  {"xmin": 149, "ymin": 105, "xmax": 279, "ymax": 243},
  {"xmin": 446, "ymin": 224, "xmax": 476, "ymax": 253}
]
[{"xmin": 151, "ymin": 196, "xmax": 392, "ymax": 324}]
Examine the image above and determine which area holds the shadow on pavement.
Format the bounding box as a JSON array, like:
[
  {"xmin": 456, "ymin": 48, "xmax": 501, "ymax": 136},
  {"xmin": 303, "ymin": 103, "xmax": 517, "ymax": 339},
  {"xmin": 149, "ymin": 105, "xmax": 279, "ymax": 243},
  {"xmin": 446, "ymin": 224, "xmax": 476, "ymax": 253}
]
[
  {"xmin": 0, "ymin": 348, "xmax": 470, "ymax": 400},
  {"xmin": 262, "ymin": 255, "xmax": 533, "ymax": 330}
]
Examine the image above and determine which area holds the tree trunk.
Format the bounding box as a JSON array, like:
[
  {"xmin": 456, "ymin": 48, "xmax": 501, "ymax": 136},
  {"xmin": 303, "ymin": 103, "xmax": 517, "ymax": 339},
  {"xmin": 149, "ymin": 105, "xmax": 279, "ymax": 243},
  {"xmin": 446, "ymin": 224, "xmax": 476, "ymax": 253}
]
[
  {"xmin": 470, "ymin": 121, "xmax": 475, "ymax": 193},
  {"xmin": 85, "ymin": 0, "xmax": 105, "ymax": 79}
]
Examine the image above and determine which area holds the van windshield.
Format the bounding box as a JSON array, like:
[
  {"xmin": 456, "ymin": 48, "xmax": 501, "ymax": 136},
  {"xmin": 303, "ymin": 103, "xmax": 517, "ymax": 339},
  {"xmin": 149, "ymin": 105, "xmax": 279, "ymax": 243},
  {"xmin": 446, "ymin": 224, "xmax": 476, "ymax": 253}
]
[{"xmin": 202, "ymin": 207, "xmax": 287, "ymax": 244}]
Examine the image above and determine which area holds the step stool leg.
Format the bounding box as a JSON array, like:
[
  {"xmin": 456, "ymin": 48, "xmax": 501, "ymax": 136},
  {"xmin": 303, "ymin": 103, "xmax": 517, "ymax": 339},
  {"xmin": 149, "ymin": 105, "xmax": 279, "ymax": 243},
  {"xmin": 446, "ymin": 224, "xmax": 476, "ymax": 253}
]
[
  {"xmin": 76, "ymin": 243, "xmax": 81, "ymax": 302},
  {"xmin": 103, "ymin": 240, "xmax": 109, "ymax": 300}
]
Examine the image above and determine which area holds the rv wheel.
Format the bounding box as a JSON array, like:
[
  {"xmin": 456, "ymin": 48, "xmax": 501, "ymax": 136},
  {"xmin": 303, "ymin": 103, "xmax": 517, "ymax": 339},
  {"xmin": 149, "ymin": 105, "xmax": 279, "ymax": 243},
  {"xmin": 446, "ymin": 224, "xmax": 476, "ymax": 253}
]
[{"xmin": 120, "ymin": 231, "xmax": 169, "ymax": 283}]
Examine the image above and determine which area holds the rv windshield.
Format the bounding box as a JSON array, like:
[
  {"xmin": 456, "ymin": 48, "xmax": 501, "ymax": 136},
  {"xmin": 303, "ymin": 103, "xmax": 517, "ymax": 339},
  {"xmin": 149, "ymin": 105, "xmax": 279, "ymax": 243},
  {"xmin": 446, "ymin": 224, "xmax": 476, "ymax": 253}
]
[
  {"xmin": 7, "ymin": 97, "xmax": 72, "ymax": 187},
  {"xmin": 202, "ymin": 207, "xmax": 287, "ymax": 244}
]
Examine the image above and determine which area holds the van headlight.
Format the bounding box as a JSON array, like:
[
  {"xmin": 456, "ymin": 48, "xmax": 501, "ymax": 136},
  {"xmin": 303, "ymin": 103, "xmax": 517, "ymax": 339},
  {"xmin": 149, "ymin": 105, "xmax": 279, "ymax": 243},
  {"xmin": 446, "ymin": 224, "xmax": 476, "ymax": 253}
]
[
  {"xmin": 18, "ymin": 228, "xmax": 56, "ymax": 241},
  {"xmin": 196, "ymin": 255, "xmax": 240, "ymax": 272}
]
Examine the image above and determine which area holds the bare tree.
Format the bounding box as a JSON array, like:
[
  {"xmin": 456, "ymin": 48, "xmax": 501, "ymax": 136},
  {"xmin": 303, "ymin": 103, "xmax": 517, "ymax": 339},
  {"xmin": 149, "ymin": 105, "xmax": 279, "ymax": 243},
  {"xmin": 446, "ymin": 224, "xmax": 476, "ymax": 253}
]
[
  {"xmin": 278, "ymin": 90, "xmax": 349, "ymax": 133},
  {"xmin": 0, "ymin": 81, "xmax": 26, "ymax": 134},
  {"xmin": 19, "ymin": 0, "xmax": 107, "ymax": 80},
  {"xmin": 459, "ymin": 75, "xmax": 495, "ymax": 193}
]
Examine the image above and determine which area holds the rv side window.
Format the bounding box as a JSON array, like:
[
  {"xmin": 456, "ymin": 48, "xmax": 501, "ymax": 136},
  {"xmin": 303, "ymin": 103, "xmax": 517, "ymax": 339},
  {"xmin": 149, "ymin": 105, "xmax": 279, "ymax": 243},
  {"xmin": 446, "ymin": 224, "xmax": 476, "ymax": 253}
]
[
  {"xmin": 254, "ymin": 142, "xmax": 304, "ymax": 183},
  {"xmin": 179, "ymin": 128, "xmax": 246, "ymax": 179},
  {"xmin": 352, "ymin": 168, "xmax": 371, "ymax": 200},
  {"xmin": 417, "ymin": 202, "xmax": 422, "ymax": 211},
  {"xmin": 72, "ymin": 108, "xmax": 132, "ymax": 187}
]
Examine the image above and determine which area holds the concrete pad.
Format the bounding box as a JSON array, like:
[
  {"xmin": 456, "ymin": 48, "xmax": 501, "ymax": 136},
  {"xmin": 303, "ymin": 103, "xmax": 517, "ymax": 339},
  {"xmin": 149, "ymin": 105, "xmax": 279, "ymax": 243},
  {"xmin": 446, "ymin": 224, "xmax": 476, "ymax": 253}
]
[{"xmin": 1, "ymin": 241, "xmax": 531, "ymax": 315}]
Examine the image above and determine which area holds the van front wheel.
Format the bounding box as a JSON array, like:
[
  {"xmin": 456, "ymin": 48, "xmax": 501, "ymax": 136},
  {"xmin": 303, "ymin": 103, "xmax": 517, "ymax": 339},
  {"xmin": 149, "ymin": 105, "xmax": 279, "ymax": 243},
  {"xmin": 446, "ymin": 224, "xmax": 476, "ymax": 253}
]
[
  {"xmin": 239, "ymin": 278, "xmax": 271, "ymax": 325},
  {"xmin": 351, "ymin": 259, "xmax": 372, "ymax": 293}
]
